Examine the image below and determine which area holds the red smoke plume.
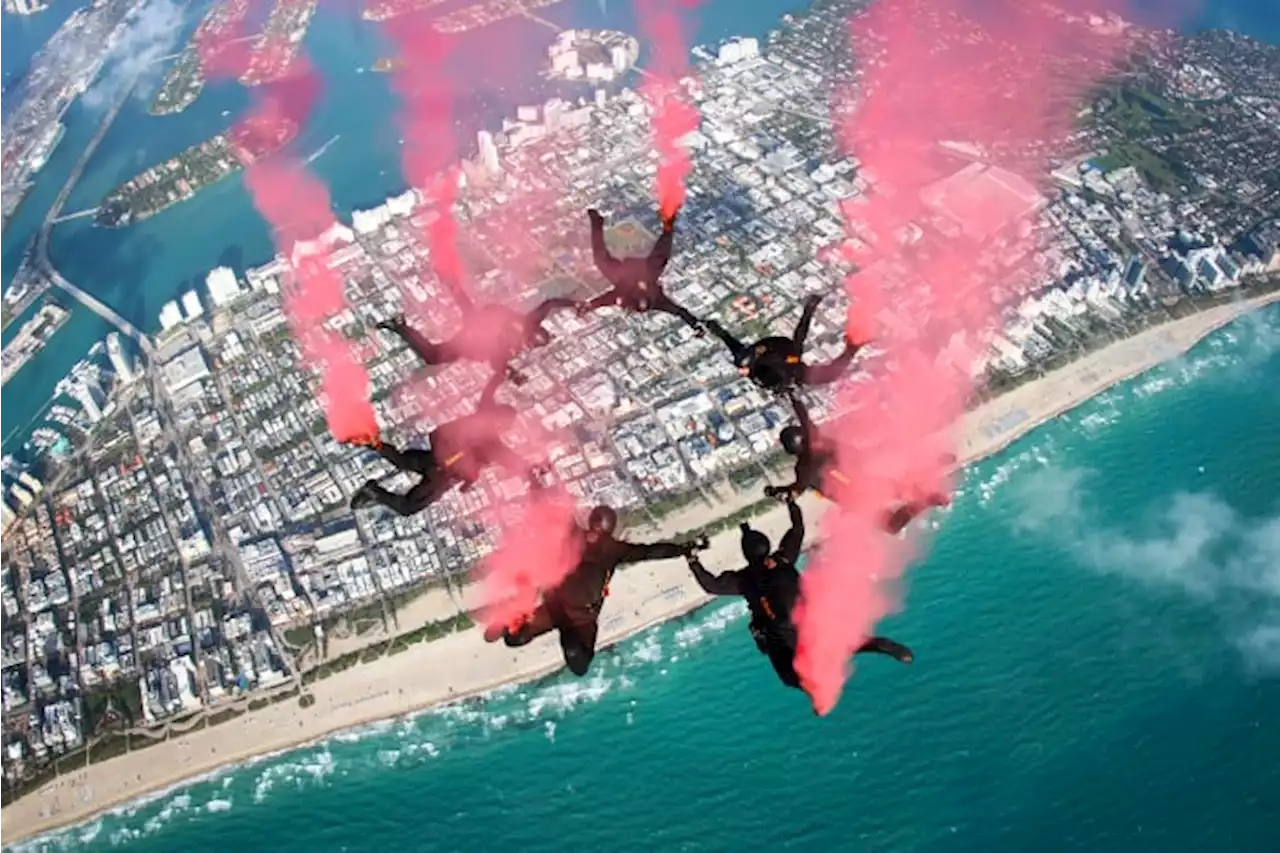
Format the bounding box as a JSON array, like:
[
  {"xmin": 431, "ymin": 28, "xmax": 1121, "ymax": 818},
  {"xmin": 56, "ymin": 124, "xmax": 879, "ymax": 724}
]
[
  {"xmin": 635, "ymin": 0, "xmax": 702, "ymax": 220},
  {"xmin": 793, "ymin": 0, "xmax": 1132, "ymax": 715},
  {"xmin": 230, "ymin": 59, "xmax": 377, "ymax": 442},
  {"xmin": 382, "ymin": 18, "xmax": 583, "ymax": 631}
]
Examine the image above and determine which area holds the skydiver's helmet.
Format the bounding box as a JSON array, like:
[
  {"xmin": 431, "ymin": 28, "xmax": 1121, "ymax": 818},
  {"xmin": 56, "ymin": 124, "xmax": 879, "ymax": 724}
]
[
  {"xmin": 739, "ymin": 523, "xmax": 772, "ymax": 564},
  {"xmin": 586, "ymin": 505, "xmax": 618, "ymax": 544},
  {"xmin": 780, "ymin": 425, "xmax": 805, "ymax": 456},
  {"xmin": 530, "ymin": 326, "xmax": 551, "ymax": 347}
]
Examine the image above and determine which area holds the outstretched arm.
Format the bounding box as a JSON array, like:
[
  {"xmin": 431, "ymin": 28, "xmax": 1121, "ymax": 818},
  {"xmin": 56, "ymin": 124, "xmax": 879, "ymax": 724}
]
[
  {"xmin": 647, "ymin": 224, "xmax": 676, "ymax": 278},
  {"xmin": 527, "ymin": 297, "xmax": 578, "ymax": 327},
  {"xmin": 619, "ymin": 539, "xmax": 688, "ymax": 564},
  {"xmin": 589, "ymin": 210, "xmax": 623, "ymax": 280},
  {"xmin": 778, "ymin": 498, "xmax": 805, "ymax": 565},
  {"xmin": 686, "ymin": 557, "xmax": 742, "ymax": 596},
  {"xmin": 792, "ymin": 294, "xmax": 822, "ymax": 349}
]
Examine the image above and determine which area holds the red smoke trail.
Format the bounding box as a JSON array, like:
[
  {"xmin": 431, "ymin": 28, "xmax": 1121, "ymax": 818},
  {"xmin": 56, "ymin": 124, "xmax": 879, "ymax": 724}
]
[
  {"xmin": 382, "ymin": 18, "xmax": 583, "ymax": 631},
  {"xmin": 227, "ymin": 58, "xmax": 377, "ymax": 442},
  {"xmin": 793, "ymin": 0, "xmax": 1133, "ymax": 715},
  {"xmin": 635, "ymin": 0, "xmax": 702, "ymax": 221}
]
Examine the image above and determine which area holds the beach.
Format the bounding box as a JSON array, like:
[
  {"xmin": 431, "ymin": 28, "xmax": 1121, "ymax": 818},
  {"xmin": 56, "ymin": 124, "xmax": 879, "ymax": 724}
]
[{"xmin": 3, "ymin": 289, "xmax": 1277, "ymax": 846}]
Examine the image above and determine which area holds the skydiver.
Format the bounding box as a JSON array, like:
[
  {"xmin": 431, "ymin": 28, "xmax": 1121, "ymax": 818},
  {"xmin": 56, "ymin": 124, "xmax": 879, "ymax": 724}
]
[
  {"xmin": 347, "ymin": 402, "xmax": 545, "ymax": 516},
  {"xmin": 377, "ymin": 287, "xmax": 576, "ymax": 404},
  {"xmin": 705, "ymin": 294, "xmax": 866, "ymax": 394},
  {"xmin": 484, "ymin": 505, "xmax": 709, "ymax": 676},
  {"xmin": 684, "ymin": 495, "xmax": 913, "ymax": 707},
  {"xmin": 764, "ymin": 394, "xmax": 953, "ymax": 534},
  {"xmin": 577, "ymin": 208, "xmax": 708, "ymax": 334}
]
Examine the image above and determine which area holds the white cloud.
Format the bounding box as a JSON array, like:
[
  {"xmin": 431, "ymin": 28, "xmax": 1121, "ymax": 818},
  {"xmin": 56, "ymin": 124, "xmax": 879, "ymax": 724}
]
[
  {"xmin": 83, "ymin": 0, "xmax": 189, "ymax": 111},
  {"xmin": 1013, "ymin": 465, "xmax": 1280, "ymax": 673}
]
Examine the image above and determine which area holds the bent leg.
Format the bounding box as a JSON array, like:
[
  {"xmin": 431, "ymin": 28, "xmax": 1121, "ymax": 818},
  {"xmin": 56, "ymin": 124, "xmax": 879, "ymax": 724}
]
[
  {"xmin": 855, "ymin": 636, "xmax": 914, "ymax": 664},
  {"xmin": 800, "ymin": 343, "xmax": 861, "ymax": 387},
  {"xmin": 354, "ymin": 477, "xmax": 440, "ymax": 517},
  {"xmin": 559, "ymin": 609, "xmax": 601, "ymax": 677},
  {"xmin": 764, "ymin": 641, "xmax": 803, "ymax": 690}
]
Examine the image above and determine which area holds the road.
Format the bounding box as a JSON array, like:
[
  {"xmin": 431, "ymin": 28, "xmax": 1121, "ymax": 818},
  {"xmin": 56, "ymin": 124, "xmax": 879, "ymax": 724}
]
[{"xmin": 33, "ymin": 77, "xmax": 153, "ymax": 359}]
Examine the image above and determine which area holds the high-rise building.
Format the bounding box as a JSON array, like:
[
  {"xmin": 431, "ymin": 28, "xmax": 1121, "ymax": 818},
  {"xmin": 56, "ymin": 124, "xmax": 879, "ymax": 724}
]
[
  {"xmin": 206, "ymin": 266, "xmax": 244, "ymax": 307},
  {"xmin": 71, "ymin": 381, "xmax": 103, "ymax": 424},
  {"xmin": 107, "ymin": 332, "xmax": 135, "ymax": 385},
  {"xmin": 611, "ymin": 45, "xmax": 629, "ymax": 72},
  {"xmin": 159, "ymin": 300, "xmax": 183, "ymax": 330},
  {"xmin": 477, "ymin": 130, "xmax": 501, "ymax": 175},
  {"xmin": 181, "ymin": 290, "xmax": 205, "ymax": 321}
]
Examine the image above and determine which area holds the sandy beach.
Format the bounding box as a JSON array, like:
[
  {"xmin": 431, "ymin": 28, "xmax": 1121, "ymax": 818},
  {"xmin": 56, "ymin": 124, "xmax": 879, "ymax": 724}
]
[{"xmin": 3, "ymin": 290, "xmax": 1276, "ymax": 845}]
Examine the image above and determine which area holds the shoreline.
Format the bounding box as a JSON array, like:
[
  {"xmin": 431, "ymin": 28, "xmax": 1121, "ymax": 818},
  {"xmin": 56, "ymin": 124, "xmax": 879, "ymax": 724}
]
[{"xmin": 3, "ymin": 290, "xmax": 1277, "ymax": 846}]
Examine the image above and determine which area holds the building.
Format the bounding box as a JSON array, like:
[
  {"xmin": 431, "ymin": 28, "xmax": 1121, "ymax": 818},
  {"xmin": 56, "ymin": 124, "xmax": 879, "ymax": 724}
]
[
  {"xmin": 70, "ymin": 381, "xmax": 103, "ymax": 423},
  {"xmin": 106, "ymin": 332, "xmax": 135, "ymax": 385},
  {"xmin": 181, "ymin": 290, "xmax": 204, "ymax": 321},
  {"xmin": 477, "ymin": 130, "xmax": 500, "ymax": 174},
  {"xmin": 161, "ymin": 346, "xmax": 211, "ymax": 395},
  {"xmin": 159, "ymin": 300, "xmax": 183, "ymax": 331},
  {"xmin": 206, "ymin": 267, "xmax": 244, "ymax": 308},
  {"xmin": 919, "ymin": 162, "xmax": 1045, "ymax": 242}
]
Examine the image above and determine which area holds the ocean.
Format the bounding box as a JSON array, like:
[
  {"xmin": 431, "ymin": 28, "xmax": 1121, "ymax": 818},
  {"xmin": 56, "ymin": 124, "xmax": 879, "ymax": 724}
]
[
  {"xmin": 3, "ymin": 1, "xmax": 1280, "ymax": 846},
  {"xmin": 9, "ymin": 304, "xmax": 1279, "ymax": 853}
]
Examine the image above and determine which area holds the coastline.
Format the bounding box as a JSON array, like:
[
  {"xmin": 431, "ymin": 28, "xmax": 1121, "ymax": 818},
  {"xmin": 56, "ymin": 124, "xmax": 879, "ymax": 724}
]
[{"xmin": 3, "ymin": 290, "xmax": 1277, "ymax": 846}]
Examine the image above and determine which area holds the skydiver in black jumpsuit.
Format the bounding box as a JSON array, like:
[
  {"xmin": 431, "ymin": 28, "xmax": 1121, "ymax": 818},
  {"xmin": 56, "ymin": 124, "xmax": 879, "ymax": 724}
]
[
  {"xmin": 484, "ymin": 506, "xmax": 708, "ymax": 675},
  {"xmin": 765, "ymin": 395, "xmax": 954, "ymax": 534},
  {"xmin": 705, "ymin": 294, "xmax": 866, "ymax": 394},
  {"xmin": 577, "ymin": 208, "xmax": 707, "ymax": 334},
  {"xmin": 377, "ymin": 277, "xmax": 576, "ymax": 405},
  {"xmin": 347, "ymin": 403, "xmax": 544, "ymax": 516},
  {"xmin": 684, "ymin": 496, "xmax": 913, "ymax": 701}
]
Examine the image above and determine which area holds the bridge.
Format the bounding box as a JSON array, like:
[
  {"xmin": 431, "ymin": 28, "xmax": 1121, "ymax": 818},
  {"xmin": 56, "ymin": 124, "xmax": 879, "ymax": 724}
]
[
  {"xmin": 152, "ymin": 34, "xmax": 257, "ymax": 65},
  {"xmin": 50, "ymin": 207, "xmax": 98, "ymax": 224},
  {"xmin": 36, "ymin": 79, "xmax": 156, "ymax": 360}
]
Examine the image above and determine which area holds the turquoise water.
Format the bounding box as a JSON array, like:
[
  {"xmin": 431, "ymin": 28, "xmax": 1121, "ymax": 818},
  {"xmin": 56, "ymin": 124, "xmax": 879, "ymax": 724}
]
[{"xmin": 10, "ymin": 304, "xmax": 1279, "ymax": 853}]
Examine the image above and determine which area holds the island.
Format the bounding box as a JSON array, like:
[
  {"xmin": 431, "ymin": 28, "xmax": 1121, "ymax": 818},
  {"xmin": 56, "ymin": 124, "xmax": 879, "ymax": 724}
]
[
  {"xmin": 239, "ymin": 0, "xmax": 319, "ymax": 87},
  {"xmin": 1, "ymin": 300, "xmax": 69, "ymax": 387},
  {"xmin": 96, "ymin": 112, "xmax": 299, "ymax": 228},
  {"xmin": 150, "ymin": 0, "xmax": 252, "ymax": 116},
  {"xmin": 362, "ymin": 0, "xmax": 448, "ymax": 23},
  {"xmin": 434, "ymin": 0, "xmax": 567, "ymax": 34}
]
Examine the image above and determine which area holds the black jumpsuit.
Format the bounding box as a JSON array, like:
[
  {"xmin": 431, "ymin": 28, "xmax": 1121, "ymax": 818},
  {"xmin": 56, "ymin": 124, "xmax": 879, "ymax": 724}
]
[
  {"xmin": 706, "ymin": 294, "xmax": 863, "ymax": 392},
  {"xmin": 501, "ymin": 531, "xmax": 688, "ymax": 676},
  {"xmin": 686, "ymin": 501, "xmax": 913, "ymax": 690},
  {"xmin": 770, "ymin": 396, "xmax": 949, "ymax": 535},
  {"xmin": 583, "ymin": 213, "xmax": 705, "ymax": 332},
  {"xmin": 353, "ymin": 409, "xmax": 536, "ymax": 516},
  {"xmin": 381, "ymin": 284, "xmax": 575, "ymax": 406}
]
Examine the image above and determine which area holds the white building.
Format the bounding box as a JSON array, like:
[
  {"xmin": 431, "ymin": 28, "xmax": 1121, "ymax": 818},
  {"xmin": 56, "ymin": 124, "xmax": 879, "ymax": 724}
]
[
  {"xmin": 477, "ymin": 130, "xmax": 500, "ymax": 174},
  {"xmin": 71, "ymin": 381, "xmax": 103, "ymax": 424},
  {"xmin": 106, "ymin": 332, "xmax": 135, "ymax": 385},
  {"xmin": 181, "ymin": 290, "xmax": 204, "ymax": 321},
  {"xmin": 206, "ymin": 266, "xmax": 244, "ymax": 307},
  {"xmin": 161, "ymin": 346, "xmax": 211, "ymax": 395},
  {"xmin": 159, "ymin": 300, "xmax": 183, "ymax": 331}
]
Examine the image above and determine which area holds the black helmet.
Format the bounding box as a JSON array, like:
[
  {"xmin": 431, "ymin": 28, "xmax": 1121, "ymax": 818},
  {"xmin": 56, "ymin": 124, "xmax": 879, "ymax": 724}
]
[
  {"xmin": 780, "ymin": 425, "xmax": 805, "ymax": 455},
  {"xmin": 588, "ymin": 505, "xmax": 618, "ymax": 534},
  {"xmin": 740, "ymin": 523, "xmax": 772, "ymax": 563}
]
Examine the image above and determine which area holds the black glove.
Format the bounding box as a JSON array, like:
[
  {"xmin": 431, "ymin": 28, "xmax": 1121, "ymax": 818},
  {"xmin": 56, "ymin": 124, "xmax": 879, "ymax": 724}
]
[{"xmin": 587, "ymin": 208, "xmax": 604, "ymax": 225}]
